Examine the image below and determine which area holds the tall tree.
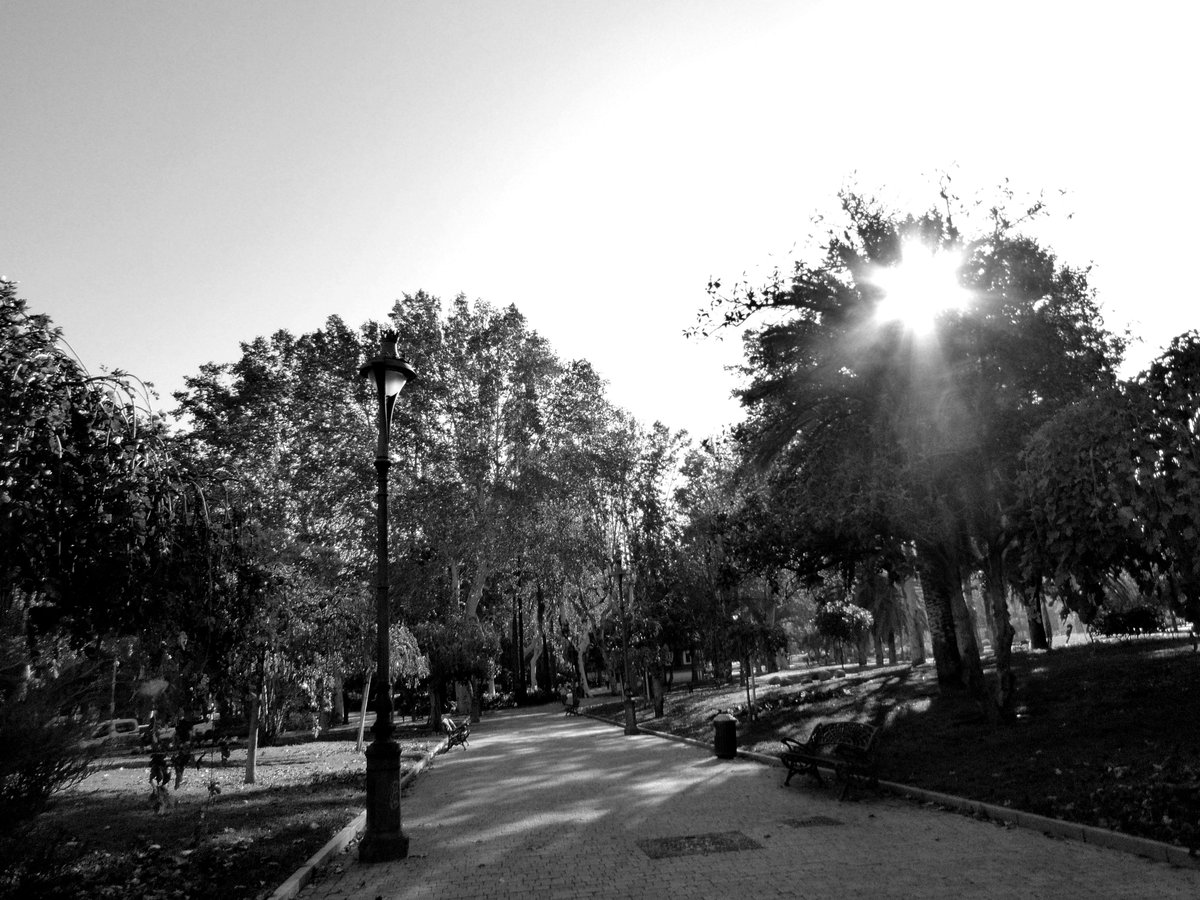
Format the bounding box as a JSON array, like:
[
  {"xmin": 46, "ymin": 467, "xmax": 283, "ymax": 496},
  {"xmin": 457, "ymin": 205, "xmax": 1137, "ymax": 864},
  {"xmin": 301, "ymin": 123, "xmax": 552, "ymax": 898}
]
[{"xmin": 700, "ymin": 187, "xmax": 1124, "ymax": 712}]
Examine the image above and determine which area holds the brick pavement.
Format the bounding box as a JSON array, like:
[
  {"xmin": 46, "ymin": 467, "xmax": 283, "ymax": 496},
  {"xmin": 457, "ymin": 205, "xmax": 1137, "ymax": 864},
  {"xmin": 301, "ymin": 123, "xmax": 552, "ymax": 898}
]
[{"xmin": 298, "ymin": 705, "xmax": 1200, "ymax": 899}]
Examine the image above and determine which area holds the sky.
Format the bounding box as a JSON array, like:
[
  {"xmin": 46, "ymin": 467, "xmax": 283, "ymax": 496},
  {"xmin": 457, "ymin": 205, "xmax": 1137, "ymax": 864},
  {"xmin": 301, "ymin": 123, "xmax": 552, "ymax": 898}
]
[{"xmin": 2, "ymin": 1, "xmax": 1196, "ymax": 439}]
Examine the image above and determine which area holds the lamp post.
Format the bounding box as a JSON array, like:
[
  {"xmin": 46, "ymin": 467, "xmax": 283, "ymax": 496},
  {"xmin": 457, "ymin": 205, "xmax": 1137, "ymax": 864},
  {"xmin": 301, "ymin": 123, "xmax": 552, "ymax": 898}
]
[
  {"xmin": 614, "ymin": 550, "xmax": 639, "ymax": 735},
  {"xmin": 357, "ymin": 329, "xmax": 417, "ymax": 863}
]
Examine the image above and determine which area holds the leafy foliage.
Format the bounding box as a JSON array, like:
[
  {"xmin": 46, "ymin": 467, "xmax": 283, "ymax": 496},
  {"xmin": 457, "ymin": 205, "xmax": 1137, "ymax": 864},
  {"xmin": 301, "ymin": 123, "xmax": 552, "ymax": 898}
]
[
  {"xmin": 698, "ymin": 186, "xmax": 1126, "ymax": 709},
  {"xmin": 813, "ymin": 598, "xmax": 873, "ymax": 646}
]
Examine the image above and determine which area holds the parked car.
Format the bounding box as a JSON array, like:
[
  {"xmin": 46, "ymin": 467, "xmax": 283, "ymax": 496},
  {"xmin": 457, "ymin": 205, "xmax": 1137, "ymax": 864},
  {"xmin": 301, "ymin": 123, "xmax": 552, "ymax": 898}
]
[
  {"xmin": 175, "ymin": 716, "xmax": 216, "ymax": 744},
  {"xmin": 140, "ymin": 721, "xmax": 177, "ymax": 749},
  {"xmin": 79, "ymin": 718, "xmax": 143, "ymax": 752}
]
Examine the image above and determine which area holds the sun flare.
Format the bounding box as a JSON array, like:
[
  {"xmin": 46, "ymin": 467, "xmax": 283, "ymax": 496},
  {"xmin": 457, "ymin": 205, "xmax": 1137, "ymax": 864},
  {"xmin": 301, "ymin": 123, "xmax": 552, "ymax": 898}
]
[{"xmin": 870, "ymin": 240, "xmax": 969, "ymax": 333}]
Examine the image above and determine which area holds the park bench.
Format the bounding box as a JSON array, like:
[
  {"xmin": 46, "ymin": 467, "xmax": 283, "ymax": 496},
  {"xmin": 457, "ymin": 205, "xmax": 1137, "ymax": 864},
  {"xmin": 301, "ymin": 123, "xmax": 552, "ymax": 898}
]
[
  {"xmin": 779, "ymin": 721, "xmax": 879, "ymax": 800},
  {"xmin": 441, "ymin": 715, "xmax": 470, "ymax": 751},
  {"xmin": 563, "ymin": 692, "xmax": 581, "ymax": 716}
]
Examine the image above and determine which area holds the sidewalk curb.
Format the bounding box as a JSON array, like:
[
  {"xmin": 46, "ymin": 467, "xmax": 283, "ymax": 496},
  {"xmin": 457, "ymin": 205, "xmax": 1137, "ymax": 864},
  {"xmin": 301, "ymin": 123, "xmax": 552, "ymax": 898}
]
[
  {"xmin": 584, "ymin": 711, "xmax": 1200, "ymax": 870},
  {"xmin": 268, "ymin": 737, "xmax": 449, "ymax": 900}
]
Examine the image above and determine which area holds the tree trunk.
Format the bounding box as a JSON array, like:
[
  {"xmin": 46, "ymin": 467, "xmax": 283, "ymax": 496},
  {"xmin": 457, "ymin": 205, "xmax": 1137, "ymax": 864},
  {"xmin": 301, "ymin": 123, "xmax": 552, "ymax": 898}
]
[
  {"xmin": 916, "ymin": 548, "xmax": 964, "ymax": 686},
  {"xmin": 744, "ymin": 655, "xmax": 754, "ymax": 724},
  {"xmin": 887, "ymin": 630, "xmax": 898, "ymax": 665},
  {"xmin": 465, "ymin": 558, "xmax": 491, "ymax": 621},
  {"xmin": 511, "ymin": 599, "xmax": 522, "ymax": 700},
  {"xmin": 1027, "ymin": 597, "xmax": 1050, "ymax": 649},
  {"xmin": 902, "ymin": 577, "xmax": 928, "ymax": 664},
  {"xmin": 427, "ymin": 682, "xmax": 446, "ymax": 730},
  {"xmin": 455, "ymin": 681, "xmax": 472, "ymax": 719},
  {"xmin": 1040, "ymin": 596, "xmax": 1056, "ymax": 650},
  {"xmin": 355, "ymin": 670, "xmax": 372, "ymax": 753},
  {"xmin": 332, "ymin": 673, "xmax": 347, "ymax": 726},
  {"xmin": 949, "ymin": 577, "xmax": 988, "ymax": 703},
  {"xmin": 575, "ymin": 635, "xmax": 592, "ymax": 697},
  {"xmin": 976, "ymin": 575, "xmax": 997, "ymax": 650},
  {"xmin": 528, "ymin": 645, "xmax": 540, "ymax": 694},
  {"xmin": 536, "ymin": 583, "xmax": 551, "ymax": 694},
  {"xmin": 244, "ymin": 652, "xmax": 266, "ymax": 784},
  {"xmin": 244, "ymin": 693, "xmax": 259, "ymax": 785},
  {"xmin": 109, "ymin": 655, "xmax": 119, "ymax": 719},
  {"xmin": 873, "ymin": 631, "xmax": 885, "ymax": 666},
  {"xmin": 983, "ymin": 562, "xmax": 1017, "ymax": 718},
  {"xmin": 516, "ymin": 602, "xmax": 527, "ymax": 701}
]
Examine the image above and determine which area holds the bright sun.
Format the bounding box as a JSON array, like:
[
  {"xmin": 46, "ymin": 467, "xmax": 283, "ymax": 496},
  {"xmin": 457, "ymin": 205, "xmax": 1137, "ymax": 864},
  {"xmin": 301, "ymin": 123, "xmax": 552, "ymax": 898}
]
[{"xmin": 870, "ymin": 239, "xmax": 969, "ymax": 333}]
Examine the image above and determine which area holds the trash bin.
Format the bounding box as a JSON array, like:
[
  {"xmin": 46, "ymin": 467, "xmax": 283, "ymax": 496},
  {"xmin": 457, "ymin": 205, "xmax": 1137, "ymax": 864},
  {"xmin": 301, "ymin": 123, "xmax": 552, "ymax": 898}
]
[{"xmin": 713, "ymin": 712, "xmax": 738, "ymax": 758}]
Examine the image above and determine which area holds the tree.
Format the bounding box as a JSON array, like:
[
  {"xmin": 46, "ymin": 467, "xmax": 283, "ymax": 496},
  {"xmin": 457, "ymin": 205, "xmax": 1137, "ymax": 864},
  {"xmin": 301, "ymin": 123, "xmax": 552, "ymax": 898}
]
[
  {"xmin": 1137, "ymin": 333, "xmax": 1200, "ymax": 627},
  {"xmin": 2, "ymin": 281, "xmax": 184, "ymax": 645},
  {"xmin": 1014, "ymin": 389, "xmax": 1150, "ymax": 621},
  {"xmin": 814, "ymin": 597, "xmax": 873, "ymax": 666},
  {"xmin": 1017, "ymin": 334, "xmax": 1200, "ymax": 631},
  {"xmin": 701, "ymin": 186, "xmax": 1125, "ymax": 714}
]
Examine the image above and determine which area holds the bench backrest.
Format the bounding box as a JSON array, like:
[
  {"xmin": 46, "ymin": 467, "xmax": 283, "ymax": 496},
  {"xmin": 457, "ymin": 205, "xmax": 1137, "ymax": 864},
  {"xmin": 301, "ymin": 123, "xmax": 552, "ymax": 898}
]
[{"xmin": 810, "ymin": 721, "xmax": 877, "ymax": 751}]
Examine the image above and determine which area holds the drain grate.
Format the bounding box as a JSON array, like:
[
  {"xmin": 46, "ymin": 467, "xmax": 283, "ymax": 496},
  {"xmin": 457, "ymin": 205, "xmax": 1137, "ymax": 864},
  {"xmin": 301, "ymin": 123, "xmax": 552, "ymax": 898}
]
[
  {"xmin": 637, "ymin": 831, "xmax": 763, "ymax": 859},
  {"xmin": 784, "ymin": 815, "xmax": 844, "ymax": 828}
]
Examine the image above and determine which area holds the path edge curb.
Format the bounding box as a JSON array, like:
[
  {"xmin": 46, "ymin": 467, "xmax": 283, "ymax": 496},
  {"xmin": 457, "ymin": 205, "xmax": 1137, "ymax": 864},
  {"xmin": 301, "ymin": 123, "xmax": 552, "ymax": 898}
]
[
  {"xmin": 268, "ymin": 737, "xmax": 449, "ymax": 900},
  {"xmin": 584, "ymin": 710, "xmax": 1200, "ymax": 870}
]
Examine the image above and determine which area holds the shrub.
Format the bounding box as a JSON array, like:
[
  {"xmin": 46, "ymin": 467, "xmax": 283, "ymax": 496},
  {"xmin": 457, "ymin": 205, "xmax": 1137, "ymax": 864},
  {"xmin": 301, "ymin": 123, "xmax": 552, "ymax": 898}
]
[
  {"xmin": 0, "ymin": 677, "xmax": 94, "ymax": 835},
  {"xmin": 1092, "ymin": 605, "xmax": 1163, "ymax": 638}
]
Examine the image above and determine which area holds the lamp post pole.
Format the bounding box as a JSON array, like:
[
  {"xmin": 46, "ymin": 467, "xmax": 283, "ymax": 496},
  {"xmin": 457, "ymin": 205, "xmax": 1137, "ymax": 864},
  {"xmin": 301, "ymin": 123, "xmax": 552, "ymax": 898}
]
[
  {"xmin": 615, "ymin": 551, "xmax": 639, "ymax": 736},
  {"xmin": 358, "ymin": 330, "xmax": 416, "ymax": 863}
]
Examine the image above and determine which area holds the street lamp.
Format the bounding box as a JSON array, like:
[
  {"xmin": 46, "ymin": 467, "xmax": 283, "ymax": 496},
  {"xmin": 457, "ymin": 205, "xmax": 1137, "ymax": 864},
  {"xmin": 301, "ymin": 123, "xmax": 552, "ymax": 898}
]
[
  {"xmin": 614, "ymin": 550, "xmax": 639, "ymax": 736},
  {"xmin": 357, "ymin": 329, "xmax": 417, "ymax": 863}
]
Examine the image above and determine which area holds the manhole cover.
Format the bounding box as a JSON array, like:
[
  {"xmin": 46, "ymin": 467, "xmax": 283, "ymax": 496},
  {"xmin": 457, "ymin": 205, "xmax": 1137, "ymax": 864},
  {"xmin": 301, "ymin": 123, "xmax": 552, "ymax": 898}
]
[
  {"xmin": 637, "ymin": 831, "xmax": 762, "ymax": 859},
  {"xmin": 784, "ymin": 815, "xmax": 843, "ymax": 828}
]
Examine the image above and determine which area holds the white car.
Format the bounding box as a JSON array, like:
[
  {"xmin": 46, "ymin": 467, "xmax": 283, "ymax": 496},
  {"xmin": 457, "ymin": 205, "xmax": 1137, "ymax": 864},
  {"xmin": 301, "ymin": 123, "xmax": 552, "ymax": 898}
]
[{"xmin": 80, "ymin": 718, "xmax": 142, "ymax": 752}]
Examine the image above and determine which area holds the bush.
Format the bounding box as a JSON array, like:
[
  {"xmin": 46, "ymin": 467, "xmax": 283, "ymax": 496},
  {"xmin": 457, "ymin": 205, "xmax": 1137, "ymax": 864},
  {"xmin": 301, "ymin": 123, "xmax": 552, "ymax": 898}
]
[
  {"xmin": 1092, "ymin": 605, "xmax": 1163, "ymax": 638},
  {"xmin": 0, "ymin": 691, "xmax": 93, "ymax": 833},
  {"xmin": 814, "ymin": 599, "xmax": 873, "ymax": 645}
]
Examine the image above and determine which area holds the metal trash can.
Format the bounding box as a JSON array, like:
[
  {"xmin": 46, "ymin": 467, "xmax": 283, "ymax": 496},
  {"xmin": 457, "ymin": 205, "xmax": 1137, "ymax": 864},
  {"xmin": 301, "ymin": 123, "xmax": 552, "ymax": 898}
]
[{"xmin": 713, "ymin": 712, "xmax": 738, "ymax": 758}]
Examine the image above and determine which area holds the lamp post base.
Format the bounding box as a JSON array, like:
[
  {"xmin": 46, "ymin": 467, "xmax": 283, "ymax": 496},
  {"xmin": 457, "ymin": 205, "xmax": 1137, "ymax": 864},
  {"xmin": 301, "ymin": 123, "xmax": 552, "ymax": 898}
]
[
  {"xmin": 359, "ymin": 737, "xmax": 408, "ymax": 862},
  {"xmin": 623, "ymin": 697, "xmax": 640, "ymax": 736}
]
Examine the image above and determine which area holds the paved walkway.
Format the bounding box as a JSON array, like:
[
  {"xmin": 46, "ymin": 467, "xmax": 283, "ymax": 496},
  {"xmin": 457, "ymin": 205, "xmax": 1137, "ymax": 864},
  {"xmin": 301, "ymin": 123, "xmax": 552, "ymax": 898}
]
[{"xmin": 300, "ymin": 706, "xmax": 1200, "ymax": 899}]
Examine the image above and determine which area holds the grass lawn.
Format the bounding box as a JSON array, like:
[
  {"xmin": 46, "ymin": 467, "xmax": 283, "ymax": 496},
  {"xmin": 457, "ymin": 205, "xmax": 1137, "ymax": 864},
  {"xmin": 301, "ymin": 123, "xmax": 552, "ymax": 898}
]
[
  {"xmin": 593, "ymin": 636, "xmax": 1200, "ymax": 854},
  {"xmin": 3, "ymin": 722, "xmax": 438, "ymax": 900}
]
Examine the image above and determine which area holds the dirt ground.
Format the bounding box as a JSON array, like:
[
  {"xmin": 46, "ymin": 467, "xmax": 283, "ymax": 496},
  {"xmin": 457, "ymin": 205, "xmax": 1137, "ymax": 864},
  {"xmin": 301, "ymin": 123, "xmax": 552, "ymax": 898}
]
[{"xmin": 4, "ymin": 722, "xmax": 437, "ymax": 900}]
